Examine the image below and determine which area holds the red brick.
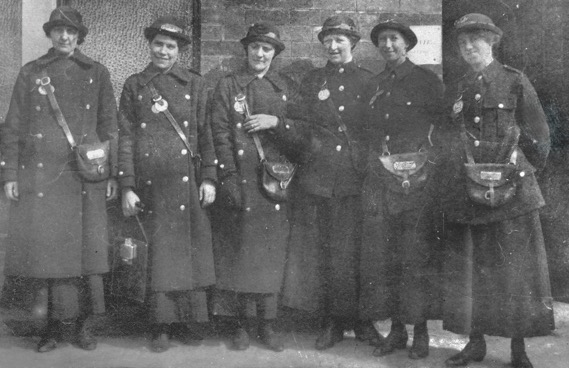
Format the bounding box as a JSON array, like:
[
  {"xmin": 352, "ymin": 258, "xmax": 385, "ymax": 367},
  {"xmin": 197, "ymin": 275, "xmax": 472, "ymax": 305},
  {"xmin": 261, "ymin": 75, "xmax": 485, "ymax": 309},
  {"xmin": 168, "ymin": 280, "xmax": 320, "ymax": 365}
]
[
  {"xmin": 312, "ymin": 0, "xmax": 356, "ymax": 11},
  {"xmin": 228, "ymin": 0, "xmax": 268, "ymax": 8},
  {"xmin": 202, "ymin": 25, "xmax": 223, "ymax": 41},
  {"xmin": 244, "ymin": 9, "xmax": 290, "ymax": 25},
  {"xmin": 280, "ymin": 26, "xmax": 314, "ymax": 42},
  {"xmin": 357, "ymin": 0, "xmax": 399, "ymax": 12},
  {"xmin": 202, "ymin": 41, "xmax": 245, "ymax": 57},
  {"xmin": 265, "ymin": 0, "xmax": 313, "ymax": 9},
  {"xmin": 400, "ymin": 0, "xmax": 441, "ymax": 14},
  {"xmin": 290, "ymin": 9, "xmax": 321, "ymax": 26},
  {"xmin": 290, "ymin": 41, "xmax": 325, "ymax": 58}
]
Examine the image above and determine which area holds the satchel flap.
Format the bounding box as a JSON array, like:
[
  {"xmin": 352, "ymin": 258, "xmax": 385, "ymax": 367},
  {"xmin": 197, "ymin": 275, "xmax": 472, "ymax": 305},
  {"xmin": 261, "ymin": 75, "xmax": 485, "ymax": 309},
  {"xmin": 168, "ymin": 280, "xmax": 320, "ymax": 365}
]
[
  {"xmin": 378, "ymin": 152, "xmax": 428, "ymax": 176},
  {"xmin": 464, "ymin": 163, "xmax": 517, "ymax": 187},
  {"xmin": 263, "ymin": 161, "xmax": 297, "ymax": 181},
  {"xmin": 77, "ymin": 140, "xmax": 110, "ymax": 161}
]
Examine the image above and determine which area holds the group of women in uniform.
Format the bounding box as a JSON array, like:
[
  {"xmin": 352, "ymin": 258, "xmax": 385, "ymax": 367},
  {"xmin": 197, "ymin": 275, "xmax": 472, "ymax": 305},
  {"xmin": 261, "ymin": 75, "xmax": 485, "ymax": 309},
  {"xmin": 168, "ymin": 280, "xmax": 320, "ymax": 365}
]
[{"xmin": 0, "ymin": 5, "xmax": 554, "ymax": 368}]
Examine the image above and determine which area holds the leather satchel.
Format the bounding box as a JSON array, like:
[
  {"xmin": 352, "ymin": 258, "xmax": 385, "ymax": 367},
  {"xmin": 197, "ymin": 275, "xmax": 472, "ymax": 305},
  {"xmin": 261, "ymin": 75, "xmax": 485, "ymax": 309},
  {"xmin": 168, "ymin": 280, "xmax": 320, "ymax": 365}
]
[
  {"xmin": 378, "ymin": 151, "xmax": 429, "ymax": 194},
  {"xmin": 464, "ymin": 161, "xmax": 518, "ymax": 208}
]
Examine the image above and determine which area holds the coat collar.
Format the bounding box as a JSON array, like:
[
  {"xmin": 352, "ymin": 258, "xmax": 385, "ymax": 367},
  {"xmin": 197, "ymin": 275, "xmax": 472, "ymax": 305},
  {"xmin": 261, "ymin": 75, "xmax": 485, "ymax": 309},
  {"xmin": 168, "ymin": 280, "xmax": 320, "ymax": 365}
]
[
  {"xmin": 324, "ymin": 60, "xmax": 359, "ymax": 75},
  {"xmin": 464, "ymin": 59, "xmax": 502, "ymax": 84},
  {"xmin": 384, "ymin": 58, "xmax": 414, "ymax": 80},
  {"xmin": 138, "ymin": 62, "xmax": 192, "ymax": 86},
  {"xmin": 35, "ymin": 48, "xmax": 95, "ymax": 68},
  {"xmin": 233, "ymin": 66, "xmax": 285, "ymax": 91}
]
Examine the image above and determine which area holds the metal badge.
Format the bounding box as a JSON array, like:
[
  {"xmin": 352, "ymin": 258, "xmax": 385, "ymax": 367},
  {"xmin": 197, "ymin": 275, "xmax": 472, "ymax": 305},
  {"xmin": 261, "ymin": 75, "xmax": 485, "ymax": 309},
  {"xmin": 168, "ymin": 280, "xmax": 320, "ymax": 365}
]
[
  {"xmin": 151, "ymin": 98, "xmax": 168, "ymax": 114},
  {"xmin": 369, "ymin": 89, "xmax": 384, "ymax": 106},
  {"xmin": 234, "ymin": 101, "xmax": 245, "ymax": 114},
  {"xmin": 38, "ymin": 85, "xmax": 55, "ymax": 95},
  {"xmin": 318, "ymin": 88, "xmax": 330, "ymax": 101},
  {"xmin": 394, "ymin": 161, "xmax": 417, "ymax": 171},
  {"xmin": 453, "ymin": 99, "xmax": 464, "ymax": 114}
]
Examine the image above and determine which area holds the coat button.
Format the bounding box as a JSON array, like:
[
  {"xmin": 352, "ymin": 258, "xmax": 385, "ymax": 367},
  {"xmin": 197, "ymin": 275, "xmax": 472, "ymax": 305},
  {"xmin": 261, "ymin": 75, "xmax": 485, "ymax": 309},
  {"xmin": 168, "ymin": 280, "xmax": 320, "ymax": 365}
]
[
  {"xmin": 86, "ymin": 104, "xmax": 90, "ymax": 110},
  {"xmin": 338, "ymin": 126, "xmax": 343, "ymax": 132},
  {"xmin": 406, "ymin": 101, "xmax": 412, "ymax": 105},
  {"xmin": 241, "ymin": 179, "xmax": 247, "ymax": 184},
  {"xmin": 82, "ymin": 191, "xmax": 87, "ymax": 195},
  {"xmin": 0, "ymin": 161, "xmax": 4, "ymax": 166},
  {"xmin": 146, "ymin": 180, "xmax": 152, "ymax": 185},
  {"xmin": 357, "ymin": 95, "xmax": 361, "ymax": 99},
  {"xmin": 385, "ymin": 113, "xmax": 390, "ymax": 119},
  {"xmin": 144, "ymin": 153, "xmax": 150, "ymax": 157},
  {"xmin": 21, "ymin": 165, "xmax": 25, "ymax": 169},
  {"xmin": 182, "ymin": 176, "xmax": 189, "ymax": 182},
  {"xmin": 219, "ymin": 164, "xmax": 225, "ymax": 169},
  {"xmin": 37, "ymin": 192, "xmax": 44, "ymax": 198},
  {"xmin": 36, "ymin": 79, "xmax": 41, "ymax": 85},
  {"xmin": 282, "ymin": 95, "xmax": 287, "ymax": 101},
  {"xmin": 119, "ymin": 171, "xmax": 124, "ymax": 176},
  {"xmin": 498, "ymin": 103, "xmax": 504, "ymax": 108},
  {"xmin": 338, "ymin": 106, "xmax": 344, "ymax": 112},
  {"xmin": 275, "ymin": 204, "xmax": 280, "ymax": 211},
  {"xmin": 36, "ymin": 106, "xmax": 41, "ymax": 111},
  {"xmin": 285, "ymin": 124, "xmax": 290, "ymax": 130},
  {"xmin": 339, "ymin": 68, "xmax": 344, "ymax": 73},
  {"xmin": 386, "ymin": 135, "xmax": 390, "ymax": 141},
  {"xmin": 138, "ymin": 95, "xmax": 143, "ymax": 101},
  {"xmin": 37, "ymin": 163, "xmax": 43, "ymax": 168},
  {"xmin": 238, "ymin": 149, "xmax": 244, "ymax": 156},
  {"xmin": 386, "ymin": 92, "xmax": 391, "ymax": 97},
  {"xmin": 245, "ymin": 207, "xmax": 251, "ymax": 212},
  {"xmin": 236, "ymin": 123, "xmax": 242, "ymax": 129},
  {"xmin": 181, "ymin": 149, "xmax": 188, "ymax": 155},
  {"xmin": 336, "ymin": 145, "xmax": 342, "ymax": 151},
  {"xmin": 475, "ymin": 94, "xmax": 481, "ymax": 101},
  {"xmin": 477, "ymin": 75, "xmax": 483, "ymax": 80},
  {"xmin": 474, "ymin": 116, "xmax": 481, "ymax": 123},
  {"xmin": 183, "ymin": 121, "xmax": 189, "ymax": 127},
  {"xmin": 141, "ymin": 123, "xmax": 146, "ymax": 129},
  {"xmin": 519, "ymin": 171, "xmax": 526, "ymax": 177},
  {"xmin": 339, "ymin": 85, "xmax": 344, "ymax": 91},
  {"xmin": 180, "ymin": 205, "xmax": 186, "ymax": 211},
  {"xmin": 36, "ymin": 133, "xmax": 43, "ymax": 139},
  {"xmin": 474, "ymin": 140, "xmax": 480, "ymax": 147},
  {"xmin": 185, "ymin": 94, "xmax": 191, "ymax": 100},
  {"xmin": 214, "ymin": 159, "xmax": 219, "ymax": 164}
]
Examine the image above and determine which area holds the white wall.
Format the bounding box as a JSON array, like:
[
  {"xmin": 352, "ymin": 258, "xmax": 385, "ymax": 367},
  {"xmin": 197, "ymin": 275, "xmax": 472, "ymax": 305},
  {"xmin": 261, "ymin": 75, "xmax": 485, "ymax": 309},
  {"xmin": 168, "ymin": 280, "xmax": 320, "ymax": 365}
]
[{"xmin": 22, "ymin": 0, "xmax": 56, "ymax": 65}]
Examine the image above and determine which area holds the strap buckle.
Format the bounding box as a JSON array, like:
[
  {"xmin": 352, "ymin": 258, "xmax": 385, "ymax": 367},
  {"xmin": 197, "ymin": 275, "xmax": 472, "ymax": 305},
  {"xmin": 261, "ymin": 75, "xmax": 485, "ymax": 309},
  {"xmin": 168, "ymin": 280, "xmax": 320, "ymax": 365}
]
[{"xmin": 40, "ymin": 77, "xmax": 51, "ymax": 86}]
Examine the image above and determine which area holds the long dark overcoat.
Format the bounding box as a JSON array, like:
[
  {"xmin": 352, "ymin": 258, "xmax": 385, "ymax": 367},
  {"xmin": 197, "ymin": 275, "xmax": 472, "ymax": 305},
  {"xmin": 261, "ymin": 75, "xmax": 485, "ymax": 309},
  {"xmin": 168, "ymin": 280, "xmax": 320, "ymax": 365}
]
[
  {"xmin": 440, "ymin": 61, "xmax": 554, "ymax": 337},
  {"xmin": 118, "ymin": 63, "xmax": 217, "ymax": 292},
  {"xmin": 360, "ymin": 59, "xmax": 444, "ymax": 323},
  {"xmin": 210, "ymin": 68, "xmax": 295, "ymax": 294},
  {"xmin": 0, "ymin": 49, "xmax": 117, "ymax": 279}
]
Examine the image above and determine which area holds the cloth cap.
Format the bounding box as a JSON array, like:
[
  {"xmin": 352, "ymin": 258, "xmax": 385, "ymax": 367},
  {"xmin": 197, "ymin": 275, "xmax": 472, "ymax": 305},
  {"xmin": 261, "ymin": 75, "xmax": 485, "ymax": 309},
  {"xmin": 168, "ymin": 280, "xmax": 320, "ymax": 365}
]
[
  {"xmin": 454, "ymin": 13, "xmax": 503, "ymax": 37},
  {"xmin": 317, "ymin": 15, "xmax": 361, "ymax": 44},
  {"xmin": 370, "ymin": 20, "xmax": 418, "ymax": 51},
  {"xmin": 43, "ymin": 6, "xmax": 88, "ymax": 44},
  {"xmin": 240, "ymin": 22, "xmax": 285, "ymax": 55}
]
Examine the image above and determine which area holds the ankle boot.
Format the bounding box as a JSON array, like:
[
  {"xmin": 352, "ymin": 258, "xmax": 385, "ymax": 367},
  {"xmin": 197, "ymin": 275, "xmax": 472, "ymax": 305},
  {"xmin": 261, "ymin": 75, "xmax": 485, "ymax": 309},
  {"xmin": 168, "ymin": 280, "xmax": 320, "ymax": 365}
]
[
  {"xmin": 37, "ymin": 320, "xmax": 60, "ymax": 353},
  {"xmin": 172, "ymin": 322, "xmax": 205, "ymax": 346},
  {"xmin": 511, "ymin": 338, "xmax": 534, "ymax": 368},
  {"xmin": 315, "ymin": 317, "xmax": 343, "ymax": 350},
  {"xmin": 408, "ymin": 323, "xmax": 429, "ymax": 359},
  {"xmin": 258, "ymin": 319, "xmax": 284, "ymax": 352},
  {"xmin": 355, "ymin": 320, "xmax": 382, "ymax": 344},
  {"xmin": 445, "ymin": 334, "xmax": 486, "ymax": 366},
  {"xmin": 150, "ymin": 324, "xmax": 170, "ymax": 353},
  {"xmin": 232, "ymin": 318, "xmax": 250, "ymax": 351},
  {"xmin": 373, "ymin": 321, "xmax": 407, "ymax": 357},
  {"xmin": 74, "ymin": 316, "xmax": 97, "ymax": 351}
]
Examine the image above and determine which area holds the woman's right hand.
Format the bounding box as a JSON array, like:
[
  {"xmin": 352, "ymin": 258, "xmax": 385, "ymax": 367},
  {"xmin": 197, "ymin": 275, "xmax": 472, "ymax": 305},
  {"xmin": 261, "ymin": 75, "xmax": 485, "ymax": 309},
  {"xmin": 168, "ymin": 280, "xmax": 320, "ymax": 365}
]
[
  {"xmin": 4, "ymin": 181, "xmax": 19, "ymax": 201},
  {"xmin": 122, "ymin": 188, "xmax": 141, "ymax": 217}
]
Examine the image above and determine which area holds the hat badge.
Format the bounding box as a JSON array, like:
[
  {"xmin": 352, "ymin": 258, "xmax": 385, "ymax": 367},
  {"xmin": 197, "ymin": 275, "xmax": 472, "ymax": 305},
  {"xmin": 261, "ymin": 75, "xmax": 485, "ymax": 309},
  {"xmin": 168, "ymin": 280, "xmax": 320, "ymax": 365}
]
[
  {"xmin": 455, "ymin": 16, "xmax": 469, "ymax": 26},
  {"xmin": 160, "ymin": 23, "xmax": 182, "ymax": 34}
]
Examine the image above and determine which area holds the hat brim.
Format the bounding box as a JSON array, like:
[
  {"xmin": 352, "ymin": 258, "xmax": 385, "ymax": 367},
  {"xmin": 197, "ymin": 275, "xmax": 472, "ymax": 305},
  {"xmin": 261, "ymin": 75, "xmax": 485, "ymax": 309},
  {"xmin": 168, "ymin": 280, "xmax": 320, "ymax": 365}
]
[
  {"xmin": 317, "ymin": 28, "xmax": 361, "ymax": 44},
  {"xmin": 43, "ymin": 19, "xmax": 88, "ymax": 39},
  {"xmin": 370, "ymin": 23, "xmax": 417, "ymax": 51},
  {"xmin": 144, "ymin": 28, "xmax": 191, "ymax": 46},
  {"xmin": 240, "ymin": 35, "xmax": 285, "ymax": 54},
  {"xmin": 455, "ymin": 23, "xmax": 503, "ymax": 37}
]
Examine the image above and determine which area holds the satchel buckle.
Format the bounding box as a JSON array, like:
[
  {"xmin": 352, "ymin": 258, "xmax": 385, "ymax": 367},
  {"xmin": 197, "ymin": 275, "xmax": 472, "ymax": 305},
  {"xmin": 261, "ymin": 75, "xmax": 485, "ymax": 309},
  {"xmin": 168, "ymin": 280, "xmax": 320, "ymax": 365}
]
[
  {"xmin": 97, "ymin": 165, "xmax": 105, "ymax": 175},
  {"xmin": 40, "ymin": 77, "xmax": 51, "ymax": 86}
]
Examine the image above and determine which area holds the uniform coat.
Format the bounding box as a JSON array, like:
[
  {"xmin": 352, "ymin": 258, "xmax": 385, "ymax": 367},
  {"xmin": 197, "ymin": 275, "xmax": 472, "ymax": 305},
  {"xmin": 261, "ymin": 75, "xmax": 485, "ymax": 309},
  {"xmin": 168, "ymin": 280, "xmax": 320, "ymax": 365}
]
[
  {"xmin": 118, "ymin": 63, "xmax": 217, "ymax": 292},
  {"xmin": 279, "ymin": 61, "xmax": 373, "ymax": 315},
  {"xmin": 360, "ymin": 59, "xmax": 444, "ymax": 323},
  {"xmin": 441, "ymin": 61, "xmax": 554, "ymax": 337},
  {"xmin": 210, "ymin": 68, "xmax": 294, "ymax": 294},
  {"xmin": 1, "ymin": 49, "xmax": 117, "ymax": 279}
]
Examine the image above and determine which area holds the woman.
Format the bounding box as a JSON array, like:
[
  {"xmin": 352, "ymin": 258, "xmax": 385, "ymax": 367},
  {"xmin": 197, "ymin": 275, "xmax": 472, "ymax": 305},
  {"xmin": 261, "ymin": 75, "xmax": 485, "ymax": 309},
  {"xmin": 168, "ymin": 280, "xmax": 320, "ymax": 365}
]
[
  {"xmin": 118, "ymin": 16, "xmax": 217, "ymax": 353},
  {"xmin": 0, "ymin": 6, "xmax": 118, "ymax": 352},
  {"xmin": 360, "ymin": 21, "xmax": 444, "ymax": 360},
  {"xmin": 210, "ymin": 23, "xmax": 295, "ymax": 352},
  {"xmin": 279, "ymin": 15, "xmax": 379, "ymax": 350},
  {"xmin": 441, "ymin": 13, "xmax": 554, "ymax": 368}
]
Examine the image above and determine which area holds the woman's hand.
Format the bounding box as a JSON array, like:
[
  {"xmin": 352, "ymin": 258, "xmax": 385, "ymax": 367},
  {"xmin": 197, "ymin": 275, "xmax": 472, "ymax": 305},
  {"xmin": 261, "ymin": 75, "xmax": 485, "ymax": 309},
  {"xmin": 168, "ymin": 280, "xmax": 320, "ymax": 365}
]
[
  {"xmin": 4, "ymin": 181, "xmax": 19, "ymax": 201},
  {"xmin": 244, "ymin": 114, "xmax": 278, "ymax": 133},
  {"xmin": 122, "ymin": 187, "xmax": 142, "ymax": 217},
  {"xmin": 200, "ymin": 180, "xmax": 216, "ymax": 207},
  {"xmin": 106, "ymin": 178, "xmax": 119, "ymax": 201}
]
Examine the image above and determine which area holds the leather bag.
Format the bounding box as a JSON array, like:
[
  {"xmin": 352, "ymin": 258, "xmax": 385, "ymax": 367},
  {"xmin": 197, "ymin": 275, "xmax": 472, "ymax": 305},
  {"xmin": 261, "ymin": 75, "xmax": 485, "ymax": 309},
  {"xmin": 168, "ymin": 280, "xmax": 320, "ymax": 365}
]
[
  {"xmin": 378, "ymin": 151, "xmax": 429, "ymax": 194},
  {"xmin": 464, "ymin": 162, "xmax": 517, "ymax": 208}
]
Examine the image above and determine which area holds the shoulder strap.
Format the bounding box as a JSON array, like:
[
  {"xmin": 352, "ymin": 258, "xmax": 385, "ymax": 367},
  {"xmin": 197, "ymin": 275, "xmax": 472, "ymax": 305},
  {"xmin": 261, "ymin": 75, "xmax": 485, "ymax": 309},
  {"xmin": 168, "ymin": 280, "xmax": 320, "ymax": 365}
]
[
  {"xmin": 147, "ymin": 81, "xmax": 197, "ymax": 159},
  {"xmin": 40, "ymin": 70, "xmax": 77, "ymax": 148},
  {"xmin": 232, "ymin": 77, "xmax": 266, "ymax": 162},
  {"xmin": 321, "ymin": 85, "xmax": 353, "ymax": 146}
]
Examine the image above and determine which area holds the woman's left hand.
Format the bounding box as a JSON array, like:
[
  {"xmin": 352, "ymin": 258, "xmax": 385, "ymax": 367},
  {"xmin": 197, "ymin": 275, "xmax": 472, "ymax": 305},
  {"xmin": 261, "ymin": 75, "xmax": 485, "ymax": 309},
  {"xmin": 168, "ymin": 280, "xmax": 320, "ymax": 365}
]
[
  {"xmin": 244, "ymin": 114, "xmax": 278, "ymax": 133},
  {"xmin": 200, "ymin": 180, "xmax": 216, "ymax": 207},
  {"xmin": 106, "ymin": 178, "xmax": 119, "ymax": 200}
]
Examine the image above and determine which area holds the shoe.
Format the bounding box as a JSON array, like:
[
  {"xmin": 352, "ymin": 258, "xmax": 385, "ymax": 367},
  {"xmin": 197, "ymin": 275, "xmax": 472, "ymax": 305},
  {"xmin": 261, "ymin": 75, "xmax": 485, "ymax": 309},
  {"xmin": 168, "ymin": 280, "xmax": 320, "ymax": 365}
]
[
  {"xmin": 373, "ymin": 327, "xmax": 408, "ymax": 357},
  {"xmin": 445, "ymin": 338, "xmax": 486, "ymax": 366},
  {"xmin": 232, "ymin": 327, "xmax": 250, "ymax": 350},
  {"xmin": 74, "ymin": 319, "xmax": 97, "ymax": 351},
  {"xmin": 172, "ymin": 323, "xmax": 204, "ymax": 346},
  {"xmin": 355, "ymin": 321, "xmax": 382, "ymax": 344},
  {"xmin": 258, "ymin": 321, "xmax": 284, "ymax": 352},
  {"xmin": 150, "ymin": 332, "xmax": 170, "ymax": 353},
  {"xmin": 37, "ymin": 337, "xmax": 58, "ymax": 353},
  {"xmin": 315, "ymin": 320, "xmax": 343, "ymax": 350},
  {"xmin": 408, "ymin": 330, "xmax": 429, "ymax": 359},
  {"xmin": 511, "ymin": 351, "xmax": 534, "ymax": 368}
]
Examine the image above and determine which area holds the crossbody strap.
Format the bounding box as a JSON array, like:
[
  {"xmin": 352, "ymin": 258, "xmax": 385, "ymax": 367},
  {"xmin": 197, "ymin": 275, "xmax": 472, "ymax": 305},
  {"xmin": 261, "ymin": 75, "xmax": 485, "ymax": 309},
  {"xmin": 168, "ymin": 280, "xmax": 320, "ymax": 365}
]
[
  {"xmin": 40, "ymin": 70, "xmax": 77, "ymax": 148},
  {"xmin": 321, "ymin": 83, "xmax": 353, "ymax": 146},
  {"xmin": 232, "ymin": 78, "xmax": 266, "ymax": 163},
  {"xmin": 147, "ymin": 82, "xmax": 197, "ymax": 159}
]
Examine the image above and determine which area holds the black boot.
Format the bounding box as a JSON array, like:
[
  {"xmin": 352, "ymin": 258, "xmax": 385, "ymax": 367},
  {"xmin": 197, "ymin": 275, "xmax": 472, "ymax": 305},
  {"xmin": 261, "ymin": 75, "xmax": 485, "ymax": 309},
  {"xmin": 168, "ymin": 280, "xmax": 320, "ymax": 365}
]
[
  {"xmin": 172, "ymin": 322, "xmax": 205, "ymax": 346},
  {"xmin": 37, "ymin": 319, "xmax": 60, "ymax": 353},
  {"xmin": 315, "ymin": 317, "xmax": 344, "ymax": 350},
  {"xmin": 150, "ymin": 324, "xmax": 170, "ymax": 353},
  {"xmin": 258, "ymin": 319, "xmax": 284, "ymax": 352},
  {"xmin": 445, "ymin": 333, "xmax": 486, "ymax": 366},
  {"xmin": 373, "ymin": 320, "xmax": 408, "ymax": 357},
  {"xmin": 408, "ymin": 322, "xmax": 429, "ymax": 359},
  {"xmin": 355, "ymin": 320, "xmax": 382, "ymax": 345},
  {"xmin": 74, "ymin": 316, "xmax": 97, "ymax": 351},
  {"xmin": 511, "ymin": 337, "xmax": 534, "ymax": 368},
  {"xmin": 232, "ymin": 318, "xmax": 250, "ymax": 351}
]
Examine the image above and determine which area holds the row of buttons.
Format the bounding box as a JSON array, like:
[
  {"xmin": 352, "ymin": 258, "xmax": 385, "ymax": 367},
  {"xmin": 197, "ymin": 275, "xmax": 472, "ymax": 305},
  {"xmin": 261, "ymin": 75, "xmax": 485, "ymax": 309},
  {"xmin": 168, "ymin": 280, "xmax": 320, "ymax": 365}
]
[{"xmin": 138, "ymin": 94, "xmax": 191, "ymax": 101}]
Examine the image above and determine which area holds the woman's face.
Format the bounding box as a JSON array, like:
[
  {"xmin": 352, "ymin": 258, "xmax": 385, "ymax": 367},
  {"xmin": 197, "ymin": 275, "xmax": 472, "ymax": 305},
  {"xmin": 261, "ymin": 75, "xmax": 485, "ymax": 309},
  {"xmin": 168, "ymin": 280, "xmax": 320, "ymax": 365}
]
[
  {"xmin": 149, "ymin": 34, "xmax": 179, "ymax": 70},
  {"xmin": 49, "ymin": 25, "xmax": 79, "ymax": 56},
  {"xmin": 322, "ymin": 34, "xmax": 353, "ymax": 65},
  {"xmin": 247, "ymin": 41, "xmax": 276, "ymax": 74},
  {"xmin": 376, "ymin": 29, "xmax": 409, "ymax": 66},
  {"xmin": 457, "ymin": 32, "xmax": 494, "ymax": 70}
]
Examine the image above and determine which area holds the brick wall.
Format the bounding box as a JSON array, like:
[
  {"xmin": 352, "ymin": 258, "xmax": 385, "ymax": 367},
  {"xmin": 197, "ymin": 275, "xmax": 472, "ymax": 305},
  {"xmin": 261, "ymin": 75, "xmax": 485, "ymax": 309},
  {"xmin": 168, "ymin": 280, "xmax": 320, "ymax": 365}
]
[{"xmin": 201, "ymin": 0, "xmax": 441, "ymax": 88}]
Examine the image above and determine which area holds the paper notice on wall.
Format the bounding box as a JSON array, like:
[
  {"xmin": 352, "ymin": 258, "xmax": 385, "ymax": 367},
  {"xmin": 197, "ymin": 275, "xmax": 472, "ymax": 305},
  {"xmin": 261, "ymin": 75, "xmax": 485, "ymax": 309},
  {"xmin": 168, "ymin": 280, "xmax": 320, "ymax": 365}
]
[{"xmin": 408, "ymin": 25, "xmax": 442, "ymax": 65}]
